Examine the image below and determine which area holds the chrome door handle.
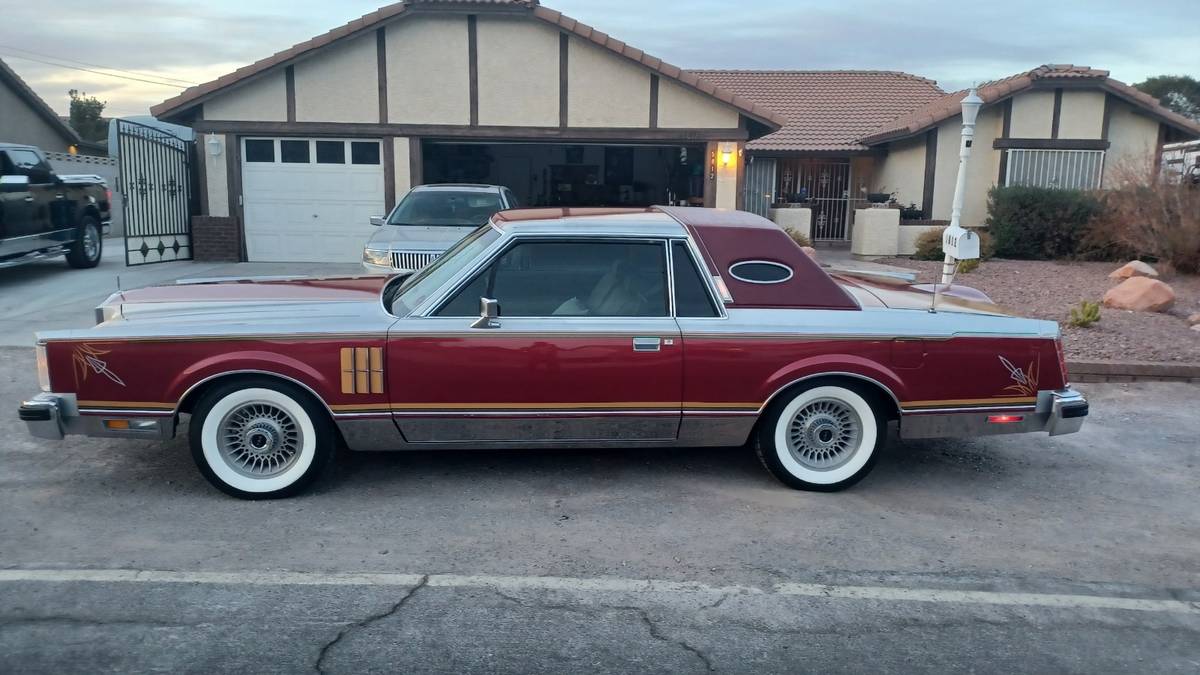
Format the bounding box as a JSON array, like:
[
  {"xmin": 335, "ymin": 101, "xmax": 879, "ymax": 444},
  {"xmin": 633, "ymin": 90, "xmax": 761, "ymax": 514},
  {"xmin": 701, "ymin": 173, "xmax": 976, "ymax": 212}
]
[
  {"xmin": 55, "ymin": 194, "xmax": 65, "ymax": 199},
  {"xmin": 23, "ymin": 196, "xmax": 34, "ymax": 202},
  {"xmin": 632, "ymin": 337, "xmax": 661, "ymax": 352}
]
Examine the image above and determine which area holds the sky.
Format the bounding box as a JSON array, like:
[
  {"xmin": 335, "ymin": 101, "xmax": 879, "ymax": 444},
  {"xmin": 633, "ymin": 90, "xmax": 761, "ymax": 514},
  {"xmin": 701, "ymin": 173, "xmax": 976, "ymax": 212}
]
[{"xmin": 2, "ymin": 0, "xmax": 1195, "ymax": 118}]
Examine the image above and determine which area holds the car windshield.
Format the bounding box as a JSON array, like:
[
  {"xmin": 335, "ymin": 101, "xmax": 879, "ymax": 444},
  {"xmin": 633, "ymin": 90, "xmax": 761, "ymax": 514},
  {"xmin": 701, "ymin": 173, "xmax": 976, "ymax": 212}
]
[
  {"xmin": 387, "ymin": 190, "xmax": 503, "ymax": 227},
  {"xmin": 389, "ymin": 225, "xmax": 501, "ymax": 316}
]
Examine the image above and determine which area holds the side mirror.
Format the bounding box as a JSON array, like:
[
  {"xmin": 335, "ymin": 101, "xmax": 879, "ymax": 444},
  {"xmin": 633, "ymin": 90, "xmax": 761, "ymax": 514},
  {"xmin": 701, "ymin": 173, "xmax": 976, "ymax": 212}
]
[
  {"xmin": 470, "ymin": 297, "xmax": 501, "ymax": 329},
  {"xmin": 369, "ymin": 215, "xmax": 385, "ymax": 226},
  {"xmin": 0, "ymin": 175, "xmax": 30, "ymax": 192}
]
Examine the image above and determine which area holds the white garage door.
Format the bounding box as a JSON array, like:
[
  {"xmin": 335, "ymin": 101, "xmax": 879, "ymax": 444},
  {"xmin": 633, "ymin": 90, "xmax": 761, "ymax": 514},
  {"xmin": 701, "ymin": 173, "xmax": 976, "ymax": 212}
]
[{"xmin": 241, "ymin": 138, "xmax": 384, "ymax": 262}]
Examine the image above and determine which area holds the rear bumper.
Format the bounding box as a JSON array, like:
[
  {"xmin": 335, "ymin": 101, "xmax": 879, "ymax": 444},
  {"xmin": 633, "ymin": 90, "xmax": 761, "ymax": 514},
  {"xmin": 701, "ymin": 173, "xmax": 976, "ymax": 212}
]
[
  {"xmin": 900, "ymin": 387, "xmax": 1088, "ymax": 440},
  {"xmin": 19, "ymin": 393, "xmax": 175, "ymax": 441}
]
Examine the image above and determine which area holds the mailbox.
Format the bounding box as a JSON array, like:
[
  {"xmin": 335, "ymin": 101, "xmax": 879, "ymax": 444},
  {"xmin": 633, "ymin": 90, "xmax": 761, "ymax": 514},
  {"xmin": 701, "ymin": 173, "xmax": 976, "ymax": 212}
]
[{"xmin": 942, "ymin": 223, "xmax": 980, "ymax": 260}]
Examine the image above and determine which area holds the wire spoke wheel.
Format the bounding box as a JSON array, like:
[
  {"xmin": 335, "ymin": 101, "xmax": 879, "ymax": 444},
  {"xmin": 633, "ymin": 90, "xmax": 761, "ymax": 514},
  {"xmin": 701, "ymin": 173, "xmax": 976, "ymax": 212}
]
[
  {"xmin": 217, "ymin": 401, "xmax": 303, "ymax": 478},
  {"xmin": 785, "ymin": 397, "xmax": 863, "ymax": 471}
]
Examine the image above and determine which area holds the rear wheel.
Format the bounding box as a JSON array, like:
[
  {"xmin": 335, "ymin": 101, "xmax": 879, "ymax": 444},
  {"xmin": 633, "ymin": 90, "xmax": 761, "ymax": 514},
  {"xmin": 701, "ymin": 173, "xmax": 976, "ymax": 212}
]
[
  {"xmin": 756, "ymin": 383, "xmax": 885, "ymax": 491},
  {"xmin": 66, "ymin": 215, "xmax": 102, "ymax": 268},
  {"xmin": 189, "ymin": 379, "xmax": 335, "ymax": 499}
]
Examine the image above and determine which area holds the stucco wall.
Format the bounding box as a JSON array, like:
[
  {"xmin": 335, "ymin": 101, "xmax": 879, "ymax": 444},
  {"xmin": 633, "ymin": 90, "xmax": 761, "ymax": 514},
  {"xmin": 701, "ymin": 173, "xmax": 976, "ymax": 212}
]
[
  {"xmin": 931, "ymin": 105, "xmax": 1002, "ymax": 227},
  {"xmin": 295, "ymin": 32, "xmax": 378, "ymax": 123},
  {"xmin": 871, "ymin": 135, "xmax": 926, "ymax": 207},
  {"xmin": 387, "ymin": 15, "xmax": 470, "ymax": 125},
  {"xmin": 202, "ymin": 134, "xmax": 229, "ymax": 218},
  {"xmin": 0, "ymin": 82, "xmax": 72, "ymax": 151},
  {"xmin": 657, "ymin": 79, "xmax": 740, "ymax": 129},
  {"xmin": 1009, "ymin": 90, "xmax": 1055, "ymax": 138},
  {"xmin": 1057, "ymin": 90, "xmax": 1106, "ymax": 139},
  {"xmin": 897, "ymin": 223, "xmax": 942, "ymax": 255},
  {"xmin": 393, "ymin": 136, "xmax": 412, "ymax": 200},
  {"xmin": 476, "ymin": 16, "xmax": 559, "ymax": 127},
  {"xmin": 567, "ymin": 36, "xmax": 650, "ymax": 128},
  {"xmin": 1103, "ymin": 99, "xmax": 1161, "ymax": 186},
  {"xmin": 203, "ymin": 72, "xmax": 288, "ymax": 122}
]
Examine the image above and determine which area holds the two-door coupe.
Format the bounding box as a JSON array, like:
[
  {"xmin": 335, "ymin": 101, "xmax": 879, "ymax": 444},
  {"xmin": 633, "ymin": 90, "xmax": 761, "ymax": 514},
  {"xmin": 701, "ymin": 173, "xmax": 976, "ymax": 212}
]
[{"xmin": 19, "ymin": 207, "xmax": 1087, "ymax": 499}]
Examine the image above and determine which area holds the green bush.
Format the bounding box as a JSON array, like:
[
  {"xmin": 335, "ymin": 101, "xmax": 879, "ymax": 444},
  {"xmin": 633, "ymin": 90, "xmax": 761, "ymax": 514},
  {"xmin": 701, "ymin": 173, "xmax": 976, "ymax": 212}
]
[
  {"xmin": 986, "ymin": 186, "xmax": 1103, "ymax": 259},
  {"xmin": 911, "ymin": 226, "xmax": 995, "ymax": 261},
  {"xmin": 785, "ymin": 228, "xmax": 812, "ymax": 248},
  {"xmin": 957, "ymin": 258, "xmax": 980, "ymax": 273},
  {"xmin": 1068, "ymin": 300, "xmax": 1101, "ymax": 328}
]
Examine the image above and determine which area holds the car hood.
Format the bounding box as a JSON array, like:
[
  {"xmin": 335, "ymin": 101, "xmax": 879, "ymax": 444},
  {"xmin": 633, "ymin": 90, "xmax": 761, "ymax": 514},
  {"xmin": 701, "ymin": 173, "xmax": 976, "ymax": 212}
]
[
  {"xmin": 366, "ymin": 224, "xmax": 478, "ymax": 251},
  {"xmin": 66, "ymin": 275, "xmax": 396, "ymax": 339}
]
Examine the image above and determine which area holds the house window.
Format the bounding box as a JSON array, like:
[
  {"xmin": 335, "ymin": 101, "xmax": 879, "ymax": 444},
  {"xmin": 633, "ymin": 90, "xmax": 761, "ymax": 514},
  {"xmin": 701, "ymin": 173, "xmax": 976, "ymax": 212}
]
[{"xmin": 1004, "ymin": 149, "xmax": 1105, "ymax": 190}]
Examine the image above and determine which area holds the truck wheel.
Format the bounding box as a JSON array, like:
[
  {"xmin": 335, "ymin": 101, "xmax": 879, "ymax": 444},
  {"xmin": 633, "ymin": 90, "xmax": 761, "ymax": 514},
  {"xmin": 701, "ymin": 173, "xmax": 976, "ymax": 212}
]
[
  {"xmin": 756, "ymin": 383, "xmax": 885, "ymax": 491},
  {"xmin": 189, "ymin": 378, "xmax": 336, "ymax": 499},
  {"xmin": 66, "ymin": 215, "xmax": 102, "ymax": 268}
]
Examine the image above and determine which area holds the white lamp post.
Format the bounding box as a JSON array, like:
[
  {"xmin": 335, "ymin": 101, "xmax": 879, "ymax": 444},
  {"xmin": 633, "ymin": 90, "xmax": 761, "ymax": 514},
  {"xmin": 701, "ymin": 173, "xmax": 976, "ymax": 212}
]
[{"xmin": 940, "ymin": 88, "xmax": 984, "ymax": 284}]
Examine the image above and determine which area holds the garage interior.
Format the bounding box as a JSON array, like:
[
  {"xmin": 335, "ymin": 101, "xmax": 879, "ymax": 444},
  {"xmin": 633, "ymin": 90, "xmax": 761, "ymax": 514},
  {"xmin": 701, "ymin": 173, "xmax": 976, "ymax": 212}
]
[{"xmin": 422, "ymin": 141, "xmax": 708, "ymax": 207}]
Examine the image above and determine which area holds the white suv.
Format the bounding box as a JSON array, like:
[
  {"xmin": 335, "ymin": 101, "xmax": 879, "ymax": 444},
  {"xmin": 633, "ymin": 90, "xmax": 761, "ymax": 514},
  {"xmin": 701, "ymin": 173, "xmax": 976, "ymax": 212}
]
[{"xmin": 362, "ymin": 184, "xmax": 517, "ymax": 273}]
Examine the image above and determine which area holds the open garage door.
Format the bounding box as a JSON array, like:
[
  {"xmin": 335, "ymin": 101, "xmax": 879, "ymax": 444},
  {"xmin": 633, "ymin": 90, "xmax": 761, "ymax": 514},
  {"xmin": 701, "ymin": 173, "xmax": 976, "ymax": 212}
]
[
  {"xmin": 241, "ymin": 138, "xmax": 384, "ymax": 262},
  {"xmin": 423, "ymin": 141, "xmax": 707, "ymax": 208}
]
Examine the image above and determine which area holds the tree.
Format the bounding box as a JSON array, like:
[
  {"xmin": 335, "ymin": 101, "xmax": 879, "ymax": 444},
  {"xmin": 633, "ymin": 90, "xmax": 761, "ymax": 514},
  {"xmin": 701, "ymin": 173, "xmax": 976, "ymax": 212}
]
[
  {"xmin": 68, "ymin": 89, "xmax": 107, "ymax": 143},
  {"xmin": 1133, "ymin": 75, "xmax": 1200, "ymax": 122}
]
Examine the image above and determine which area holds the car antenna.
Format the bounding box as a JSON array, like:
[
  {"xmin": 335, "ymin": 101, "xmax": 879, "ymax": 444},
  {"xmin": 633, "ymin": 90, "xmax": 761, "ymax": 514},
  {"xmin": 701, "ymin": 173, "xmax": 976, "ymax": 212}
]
[{"xmin": 929, "ymin": 261, "xmax": 956, "ymax": 313}]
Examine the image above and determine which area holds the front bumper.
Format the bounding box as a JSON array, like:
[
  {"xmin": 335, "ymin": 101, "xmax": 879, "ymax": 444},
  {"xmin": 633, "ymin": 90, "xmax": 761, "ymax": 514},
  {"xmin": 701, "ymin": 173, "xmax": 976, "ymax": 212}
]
[
  {"xmin": 900, "ymin": 387, "xmax": 1088, "ymax": 440},
  {"xmin": 19, "ymin": 393, "xmax": 175, "ymax": 441}
]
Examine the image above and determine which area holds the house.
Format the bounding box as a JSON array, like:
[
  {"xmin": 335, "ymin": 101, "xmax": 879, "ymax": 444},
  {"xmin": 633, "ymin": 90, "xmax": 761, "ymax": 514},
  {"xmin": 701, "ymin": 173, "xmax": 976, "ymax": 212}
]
[
  {"xmin": 150, "ymin": 0, "xmax": 782, "ymax": 262},
  {"xmin": 149, "ymin": 0, "xmax": 1200, "ymax": 263},
  {"xmin": 0, "ymin": 57, "xmax": 85, "ymax": 153},
  {"xmin": 704, "ymin": 64, "xmax": 1200, "ymax": 254}
]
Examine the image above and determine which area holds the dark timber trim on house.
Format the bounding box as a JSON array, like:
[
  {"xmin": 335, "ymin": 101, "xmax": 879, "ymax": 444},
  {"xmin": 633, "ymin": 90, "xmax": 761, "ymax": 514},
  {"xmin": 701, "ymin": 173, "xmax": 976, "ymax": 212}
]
[
  {"xmin": 558, "ymin": 32, "xmax": 569, "ymax": 128},
  {"xmin": 1050, "ymin": 87, "xmax": 1063, "ymax": 139},
  {"xmin": 922, "ymin": 128, "xmax": 937, "ymax": 218},
  {"xmin": 997, "ymin": 97, "xmax": 1013, "ymax": 183},
  {"xmin": 192, "ymin": 120, "xmax": 751, "ymax": 141},
  {"xmin": 376, "ymin": 27, "xmax": 389, "ymax": 124},
  {"xmin": 993, "ymin": 138, "xmax": 1110, "ymax": 150},
  {"xmin": 382, "ymin": 135, "xmax": 396, "ymax": 210},
  {"xmin": 284, "ymin": 66, "xmax": 296, "ymax": 123},
  {"xmin": 467, "ymin": 14, "xmax": 479, "ymax": 127}
]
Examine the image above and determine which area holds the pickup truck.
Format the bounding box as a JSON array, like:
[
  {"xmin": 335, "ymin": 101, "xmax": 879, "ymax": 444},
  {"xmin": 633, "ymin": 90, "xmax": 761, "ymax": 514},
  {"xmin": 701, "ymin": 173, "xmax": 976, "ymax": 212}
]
[{"xmin": 0, "ymin": 143, "xmax": 111, "ymax": 270}]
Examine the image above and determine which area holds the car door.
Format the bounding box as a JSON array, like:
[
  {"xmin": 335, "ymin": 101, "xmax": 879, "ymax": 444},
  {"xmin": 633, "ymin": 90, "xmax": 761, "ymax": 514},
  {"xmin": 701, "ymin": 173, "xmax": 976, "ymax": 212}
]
[
  {"xmin": 0, "ymin": 151, "xmax": 39, "ymax": 257},
  {"xmin": 4, "ymin": 149, "xmax": 62, "ymax": 251},
  {"xmin": 387, "ymin": 237, "xmax": 682, "ymax": 444}
]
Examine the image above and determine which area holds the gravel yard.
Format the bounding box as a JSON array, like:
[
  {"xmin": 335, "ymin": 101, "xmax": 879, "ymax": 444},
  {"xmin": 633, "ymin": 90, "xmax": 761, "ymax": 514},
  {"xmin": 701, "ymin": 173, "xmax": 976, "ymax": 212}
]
[{"xmin": 879, "ymin": 258, "xmax": 1200, "ymax": 363}]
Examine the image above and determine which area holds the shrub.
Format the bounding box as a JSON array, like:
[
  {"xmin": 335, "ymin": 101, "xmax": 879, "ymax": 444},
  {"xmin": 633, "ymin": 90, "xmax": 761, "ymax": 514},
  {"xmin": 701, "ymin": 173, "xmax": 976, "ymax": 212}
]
[
  {"xmin": 1090, "ymin": 160, "xmax": 1200, "ymax": 274},
  {"xmin": 957, "ymin": 258, "xmax": 980, "ymax": 273},
  {"xmin": 785, "ymin": 228, "xmax": 812, "ymax": 248},
  {"xmin": 1068, "ymin": 300, "xmax": 1101, "ymax": 328},
  {"xmin": 911, "ymin": 226, "xmax": 995, "ymax": 261},
  {"xmin": 986, "ymin": 186, "xmax": 1103, "ymax": 259}
]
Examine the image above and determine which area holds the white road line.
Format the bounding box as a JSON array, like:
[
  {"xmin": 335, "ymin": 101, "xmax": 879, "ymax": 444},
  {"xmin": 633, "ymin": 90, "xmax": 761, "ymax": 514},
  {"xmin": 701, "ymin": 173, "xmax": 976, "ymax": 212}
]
[{"xmin": 0, "ymin": 569, "xmax": 1195, "ymax": 615}]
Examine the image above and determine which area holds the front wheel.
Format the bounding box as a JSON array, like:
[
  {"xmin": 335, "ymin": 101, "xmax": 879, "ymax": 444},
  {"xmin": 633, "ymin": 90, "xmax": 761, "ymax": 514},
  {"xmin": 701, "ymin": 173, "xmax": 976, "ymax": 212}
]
[
  {"xmin": 66, "ymin": 215, "xmax": 102, "ymax": 268},
  {"xmin": 756, "ymin": 383, "xmax": 885, "ymax": 491},
  {"xmin": 189, "ymin": 379, "xmax": 335, "ymax": 499}
]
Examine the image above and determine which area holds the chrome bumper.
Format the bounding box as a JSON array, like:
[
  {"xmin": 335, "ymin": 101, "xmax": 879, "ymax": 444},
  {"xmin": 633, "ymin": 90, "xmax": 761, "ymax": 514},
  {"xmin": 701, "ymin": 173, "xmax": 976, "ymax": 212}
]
[
  {"xmin": 19, "ymin": 393, "xmax": 175, "ymax": 441},
  {"xmin": 900, "ymin": 387, "xmax": 1088, "ymax": 440}
]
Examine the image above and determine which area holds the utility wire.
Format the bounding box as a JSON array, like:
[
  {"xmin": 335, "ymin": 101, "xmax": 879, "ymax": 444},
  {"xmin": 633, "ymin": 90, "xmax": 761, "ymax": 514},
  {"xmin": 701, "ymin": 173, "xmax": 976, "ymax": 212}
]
[
  {"xmin": 0, "ymin": 43, "xmax": 198, "ymax": 85},
  {"xmin": 0, "ymin": 51, "xmax": 191, "ymax": 88}
]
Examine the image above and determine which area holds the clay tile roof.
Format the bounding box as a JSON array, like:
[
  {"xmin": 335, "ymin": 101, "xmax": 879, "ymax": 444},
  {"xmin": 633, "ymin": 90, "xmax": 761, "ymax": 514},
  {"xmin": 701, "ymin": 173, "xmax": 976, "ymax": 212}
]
[
  {"xmin": 151, "ymin": 0, "xmax": 784, "ymax": 132},
  {"xmin": 688, "ymin": 70, "xmax": 945, "ymax": 152},
  {"xmin": 861, "ymin": 64, "xmax": 1200, "ymax": 144}
]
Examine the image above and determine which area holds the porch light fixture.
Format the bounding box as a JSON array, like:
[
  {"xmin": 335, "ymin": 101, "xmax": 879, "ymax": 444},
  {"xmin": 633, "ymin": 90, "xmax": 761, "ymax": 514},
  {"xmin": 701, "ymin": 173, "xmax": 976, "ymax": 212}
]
[
  {"xmin": 938, "ymin": 88, "xmax": 984, "ymax": 287},
  {"xmin": 718, "ymin": 141, "xmax": 737, "ymax": 168},
  {"xmin": 206, "ymin": 135, "xmax": 223, "ymax": 157}
]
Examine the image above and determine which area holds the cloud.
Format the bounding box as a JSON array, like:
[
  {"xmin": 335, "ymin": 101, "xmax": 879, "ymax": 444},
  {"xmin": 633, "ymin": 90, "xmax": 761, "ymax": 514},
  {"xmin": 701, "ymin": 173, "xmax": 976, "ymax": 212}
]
[{"xmin": 4, "ymin": 0, "xmax": 1195, "ymax": 117}]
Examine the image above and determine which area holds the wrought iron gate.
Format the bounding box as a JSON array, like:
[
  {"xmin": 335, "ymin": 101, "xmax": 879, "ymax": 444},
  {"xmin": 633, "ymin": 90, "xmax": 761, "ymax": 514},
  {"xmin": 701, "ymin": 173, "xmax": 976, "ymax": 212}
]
[
  {"xmin": 117, "ymin": 119, "xmax": 195, "ymax": 265},
  {"xmin": 776, "ymin": 159, "xmax": 854, "ymax": 241},
  {"xmin": 743, "ymin": 156, "xmax": 776, "ymax": 217}
]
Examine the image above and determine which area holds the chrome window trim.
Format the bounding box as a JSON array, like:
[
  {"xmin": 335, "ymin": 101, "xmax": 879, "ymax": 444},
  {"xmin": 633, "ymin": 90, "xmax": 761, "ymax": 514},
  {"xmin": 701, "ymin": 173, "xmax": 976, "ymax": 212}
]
[
  {"xmin": 419, "ymin": 234, "xmax": 674, "ymax": 319},
  {"xmin": 728, "ymin": 260, "xmax": 794, "ymax": 285}
]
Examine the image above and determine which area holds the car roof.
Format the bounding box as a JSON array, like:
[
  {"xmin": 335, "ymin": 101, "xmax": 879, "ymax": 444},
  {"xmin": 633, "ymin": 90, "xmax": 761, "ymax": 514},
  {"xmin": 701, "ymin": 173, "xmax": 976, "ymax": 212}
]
[
  {"xmin": 412, "ymin": 183, "xmax": 503, "ymax": 193},
  {"xmin": 491, "ymin": 208, "xmax": 687, "ymax": 238}
]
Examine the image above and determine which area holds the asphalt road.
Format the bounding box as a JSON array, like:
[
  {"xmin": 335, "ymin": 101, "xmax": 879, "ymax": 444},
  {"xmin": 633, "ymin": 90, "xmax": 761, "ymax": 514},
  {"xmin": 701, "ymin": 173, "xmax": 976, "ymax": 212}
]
[{"xmin": 2, "ymin": 345, "xmax": 1199, "ymax": 673}]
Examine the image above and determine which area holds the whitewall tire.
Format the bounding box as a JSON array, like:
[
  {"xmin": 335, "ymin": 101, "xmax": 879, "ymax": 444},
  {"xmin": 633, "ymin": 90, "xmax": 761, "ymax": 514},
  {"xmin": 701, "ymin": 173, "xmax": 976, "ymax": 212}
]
[
  {"xmin": 756, "ymin": 383, "xmax": 885, "ymax": 491},
  {"xmin": 189, "ymin": 379, "xmax": 335, "ymax": 499}
]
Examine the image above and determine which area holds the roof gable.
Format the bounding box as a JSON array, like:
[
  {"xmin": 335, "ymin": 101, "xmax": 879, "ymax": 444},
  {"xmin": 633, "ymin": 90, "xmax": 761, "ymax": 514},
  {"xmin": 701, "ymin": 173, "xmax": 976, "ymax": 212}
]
[
  {"xmin": 688, "ymin": 70, "xmax": 945, "ymax": 152},
  {"xmin": 861, "ymin": 64, "xmax": 1200, "ymax": 145},
  {"xmin": 150, "ymin": 0, "xmax": 784, "ymax": 131},
  {"xmin": 0, "ymin": 58, "xmax": 82, "ymax": 147}
]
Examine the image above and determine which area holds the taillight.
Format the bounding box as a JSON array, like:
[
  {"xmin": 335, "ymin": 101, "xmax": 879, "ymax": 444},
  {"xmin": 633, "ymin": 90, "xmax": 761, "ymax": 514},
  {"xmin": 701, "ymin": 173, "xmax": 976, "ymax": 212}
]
[{"xmin": 106, "ymin": 189, "xmax": 113, "ymax": 205}]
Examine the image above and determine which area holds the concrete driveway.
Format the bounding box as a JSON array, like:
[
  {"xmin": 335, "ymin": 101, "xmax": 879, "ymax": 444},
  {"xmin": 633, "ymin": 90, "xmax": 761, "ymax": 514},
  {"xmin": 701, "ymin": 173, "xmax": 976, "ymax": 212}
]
[
  {"xmin": 1, "ymin": 339, "xmax": 1198, "ymax": 674},
  {"xmin": 0, "ymin": 238, "xmax": 363, "ymax": 347}
]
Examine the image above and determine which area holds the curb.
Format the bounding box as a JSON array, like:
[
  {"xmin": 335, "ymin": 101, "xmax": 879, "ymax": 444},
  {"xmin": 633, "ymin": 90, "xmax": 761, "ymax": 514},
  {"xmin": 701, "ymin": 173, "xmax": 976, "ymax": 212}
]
[{"xmin": 1067, "ymin": 360, "xmax": 1200, "ymax": 384}]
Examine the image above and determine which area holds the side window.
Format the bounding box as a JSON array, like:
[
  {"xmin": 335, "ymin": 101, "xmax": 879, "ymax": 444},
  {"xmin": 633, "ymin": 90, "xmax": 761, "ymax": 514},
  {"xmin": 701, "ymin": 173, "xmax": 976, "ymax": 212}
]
[
  {"xmin": 0, "ymin": 152, "xmax": 14, "ymax": 176},
  {"xmin": 6, "ymin": 149, "xmax": 53, "ymax": 183},
  {"xmin": 437, "ymin": 240, "xmax": 668, "ymax": 317},
  {"xmin": 672, "ymin": 241, "xmax": 719, "ymax": 317},
  {"xmin": 502, "ymin": 187, "xmax": 519, "ymax": 208}
]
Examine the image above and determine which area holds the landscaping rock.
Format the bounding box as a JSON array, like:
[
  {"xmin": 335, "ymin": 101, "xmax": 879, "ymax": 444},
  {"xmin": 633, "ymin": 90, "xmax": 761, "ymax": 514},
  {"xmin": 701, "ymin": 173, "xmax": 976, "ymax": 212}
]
[
  {"xmin": 801, "ymin": 246, "xmax": 817, "ymax": 259},
  {"xmin": 1192, "ymin": 324, "xmax": 1200, "ymax": 333},
  {"xmin": 1108, "ymin": 260, "xmax": 1159, "ymax": 279},
  {"xmin": 1188, "ymin": 312, "xmax": 1200, "ymax": 326},
  {"xmin": 1102, "ymin": 277, "xmax": 1176, "ymax": 312}
]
